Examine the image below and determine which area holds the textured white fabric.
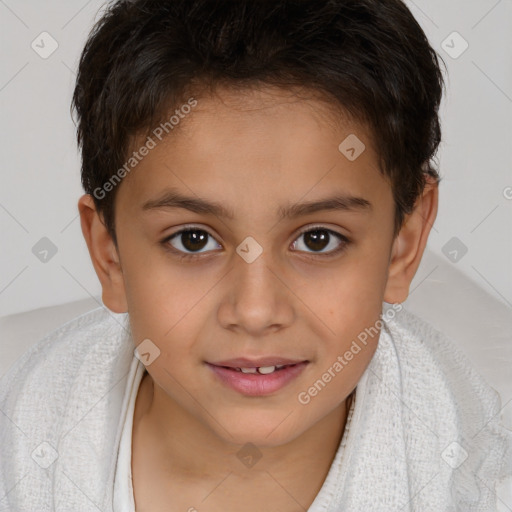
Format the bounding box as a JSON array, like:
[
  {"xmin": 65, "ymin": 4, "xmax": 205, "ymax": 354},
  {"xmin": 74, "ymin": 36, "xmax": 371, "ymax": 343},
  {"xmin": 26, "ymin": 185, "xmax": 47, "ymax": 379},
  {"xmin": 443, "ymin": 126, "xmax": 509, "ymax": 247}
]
[{"xmin": 0, "ymin": 304, "xmax": 511, "ymax": 511}]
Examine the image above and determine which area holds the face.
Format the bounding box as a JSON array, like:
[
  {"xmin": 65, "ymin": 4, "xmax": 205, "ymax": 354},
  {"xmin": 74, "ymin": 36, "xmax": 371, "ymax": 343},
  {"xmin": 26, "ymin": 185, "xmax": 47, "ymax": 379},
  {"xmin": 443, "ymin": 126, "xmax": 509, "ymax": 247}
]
[{"xmin": 80, "ymin": 86, "xmax": 434, "ymax": 449}]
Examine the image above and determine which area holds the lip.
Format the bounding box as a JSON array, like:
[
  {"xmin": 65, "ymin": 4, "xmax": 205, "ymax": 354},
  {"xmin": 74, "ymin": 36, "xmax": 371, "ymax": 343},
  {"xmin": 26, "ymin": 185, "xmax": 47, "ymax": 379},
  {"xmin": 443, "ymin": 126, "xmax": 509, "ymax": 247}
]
[
  {"xmin": 209, "ymin": 356, "xmax": 308, "ymax": 368},
  {"xmin": 206, "ymin": 360, "xmax": 309, "ymax": 396}
]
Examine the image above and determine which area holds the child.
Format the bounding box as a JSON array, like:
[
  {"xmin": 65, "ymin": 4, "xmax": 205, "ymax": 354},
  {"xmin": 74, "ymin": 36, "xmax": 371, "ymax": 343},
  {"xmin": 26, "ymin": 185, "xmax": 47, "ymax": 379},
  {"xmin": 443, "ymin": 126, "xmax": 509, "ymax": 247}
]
[{"xmin": 1, "ymin": 0, "xmax": 510, "ymax": 510}]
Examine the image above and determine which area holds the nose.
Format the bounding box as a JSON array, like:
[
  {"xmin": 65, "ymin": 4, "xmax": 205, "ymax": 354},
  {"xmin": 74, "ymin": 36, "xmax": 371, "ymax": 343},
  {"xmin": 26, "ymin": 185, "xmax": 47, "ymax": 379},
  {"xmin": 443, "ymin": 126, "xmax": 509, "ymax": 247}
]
[{"xmin": 217, "ymin": 249, "xmax": 294, "ymax": 336}]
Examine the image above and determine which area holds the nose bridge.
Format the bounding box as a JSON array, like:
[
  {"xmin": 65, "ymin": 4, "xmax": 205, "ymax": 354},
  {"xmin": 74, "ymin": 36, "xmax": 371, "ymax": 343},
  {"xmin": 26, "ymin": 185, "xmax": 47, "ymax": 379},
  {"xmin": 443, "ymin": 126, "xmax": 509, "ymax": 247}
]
[
  {"xmin": 234, "ymin": 242, "xmax": 278, "ymax": 304},
  {"xmin": 220, "ymin": 240, "xmax": 293, "ymax": 334}
]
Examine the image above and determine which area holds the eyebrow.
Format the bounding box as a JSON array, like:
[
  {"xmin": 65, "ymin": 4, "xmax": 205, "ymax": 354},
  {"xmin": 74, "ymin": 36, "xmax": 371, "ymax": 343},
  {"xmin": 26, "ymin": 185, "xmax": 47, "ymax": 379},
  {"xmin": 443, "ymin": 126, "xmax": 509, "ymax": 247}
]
[{"xmin": 142, "ymin": 188, "xmax": 372, "ymax": 220}]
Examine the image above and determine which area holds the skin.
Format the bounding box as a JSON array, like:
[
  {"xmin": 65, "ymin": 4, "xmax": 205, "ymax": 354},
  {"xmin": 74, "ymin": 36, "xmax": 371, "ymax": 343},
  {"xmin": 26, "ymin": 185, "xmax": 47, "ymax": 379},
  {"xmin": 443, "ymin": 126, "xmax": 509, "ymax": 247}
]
[{"xmin": 78, "ymin": 86, "xmax": 438, "ymax": 511}]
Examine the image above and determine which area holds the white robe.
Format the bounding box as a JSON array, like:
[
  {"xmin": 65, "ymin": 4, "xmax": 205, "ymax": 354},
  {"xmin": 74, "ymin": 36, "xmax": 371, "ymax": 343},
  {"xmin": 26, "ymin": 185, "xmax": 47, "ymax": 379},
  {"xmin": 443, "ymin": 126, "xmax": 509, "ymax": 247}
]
[{"xmin": 1, "ymin": 304, "xmax": 510, "ymax": 511}]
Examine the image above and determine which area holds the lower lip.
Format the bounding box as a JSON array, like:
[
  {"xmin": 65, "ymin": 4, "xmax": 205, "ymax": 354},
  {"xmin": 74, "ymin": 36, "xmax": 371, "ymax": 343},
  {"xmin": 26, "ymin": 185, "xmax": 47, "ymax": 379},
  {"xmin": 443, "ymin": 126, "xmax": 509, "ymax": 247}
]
[{"xmin": 207, "ymin": 362, "xmax": 309, "ymax": 396}]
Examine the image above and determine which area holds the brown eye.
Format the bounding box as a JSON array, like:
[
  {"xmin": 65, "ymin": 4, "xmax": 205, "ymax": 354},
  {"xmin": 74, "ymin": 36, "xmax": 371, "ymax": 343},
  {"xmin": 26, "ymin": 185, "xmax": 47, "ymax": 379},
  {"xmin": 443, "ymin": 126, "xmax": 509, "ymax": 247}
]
[
  {"xmin": 303, "ymin": 229, "xmax": 330, "ymax": 252},
  {"xmin": 291, "ymin": 227, "xmax": 349, "ymax": 256},
  {"xmin": 180, "ymin": 230, "xmax": 207, "ymax": 252},
  {"xmin": 164, "ymin": 228, "xmax": 221, "ymax": 255}
]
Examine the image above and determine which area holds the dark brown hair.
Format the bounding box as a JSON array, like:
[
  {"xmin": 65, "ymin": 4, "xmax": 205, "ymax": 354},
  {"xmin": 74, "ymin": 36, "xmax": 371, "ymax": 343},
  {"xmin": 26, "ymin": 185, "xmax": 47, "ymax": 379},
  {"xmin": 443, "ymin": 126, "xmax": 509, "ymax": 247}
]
[{"xmin": 71, "ymin": 0, "xmax": 446, "ymax": 247}]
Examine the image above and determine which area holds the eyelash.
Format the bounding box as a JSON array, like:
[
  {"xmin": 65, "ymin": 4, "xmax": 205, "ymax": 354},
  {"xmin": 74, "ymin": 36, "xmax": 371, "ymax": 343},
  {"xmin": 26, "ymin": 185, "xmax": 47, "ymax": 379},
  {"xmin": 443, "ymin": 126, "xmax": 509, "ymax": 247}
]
[{"xmin": 160, "ymin": 224, "xmax": 350, "ymax": 261}]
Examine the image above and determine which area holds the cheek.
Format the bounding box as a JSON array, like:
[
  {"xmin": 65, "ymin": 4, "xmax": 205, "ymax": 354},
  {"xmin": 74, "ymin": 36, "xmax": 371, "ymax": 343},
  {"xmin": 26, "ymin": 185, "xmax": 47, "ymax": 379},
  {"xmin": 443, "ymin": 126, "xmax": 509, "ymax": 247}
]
[
  {"xmin": 120, "ymin": 244, "xmax": 211, "ymax": 332},
  {"xmin": 323, "ymin": 250, "xmax": 389, "ymax": 323},
  {"xmin": 316, "ymin": 245, "xmax": 390, "ymax": 374},
  {"xmin": 122, "ymin": 259, "xmax": 223, "ymax": 383}
]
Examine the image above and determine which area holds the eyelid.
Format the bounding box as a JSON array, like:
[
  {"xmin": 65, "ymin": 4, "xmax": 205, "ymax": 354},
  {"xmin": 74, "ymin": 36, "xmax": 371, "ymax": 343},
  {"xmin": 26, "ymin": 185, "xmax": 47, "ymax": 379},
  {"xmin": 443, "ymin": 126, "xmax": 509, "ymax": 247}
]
[
  {"xmin": 165, "ymin": 223, "xmax": 217, "ymax": 238},
  {"xmin": 294, "ymin": 223, "xmax": 347, "ymax": 238}
]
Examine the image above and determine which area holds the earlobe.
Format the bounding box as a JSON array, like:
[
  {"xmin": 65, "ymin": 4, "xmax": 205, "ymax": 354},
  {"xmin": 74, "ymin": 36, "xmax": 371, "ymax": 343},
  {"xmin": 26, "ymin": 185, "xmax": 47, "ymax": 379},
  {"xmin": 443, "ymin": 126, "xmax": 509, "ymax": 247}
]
[
  {"xmin": 383, "ymin": 178, "xmax": 439, "ymax": 304},
  {"xmin": 77, "ymin": 194, "xmax": 128, "ymax": 313}
]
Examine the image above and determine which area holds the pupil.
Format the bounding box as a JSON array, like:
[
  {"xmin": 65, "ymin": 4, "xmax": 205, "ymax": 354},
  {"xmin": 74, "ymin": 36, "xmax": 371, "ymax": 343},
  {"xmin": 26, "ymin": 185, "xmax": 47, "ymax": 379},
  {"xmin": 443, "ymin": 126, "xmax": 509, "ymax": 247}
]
[
  {"xmin": 305, "ymin": 230, "xmax": 329, "ymax": 252},
  {"xmin": 182, "ymin": 230, "xmax": 208, "ymax": 251}
]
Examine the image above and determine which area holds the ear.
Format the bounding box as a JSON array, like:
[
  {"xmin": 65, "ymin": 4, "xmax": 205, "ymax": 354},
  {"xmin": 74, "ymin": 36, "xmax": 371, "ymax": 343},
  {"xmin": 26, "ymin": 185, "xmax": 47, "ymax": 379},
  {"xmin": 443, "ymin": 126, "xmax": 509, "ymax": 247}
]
[
  {"xmin": 384, "ymin": 177, "xmax": 439, "ymax": 304},
  {"xmin": 78, "ymin": 194, "xmax": 128, "ymax": 313}
]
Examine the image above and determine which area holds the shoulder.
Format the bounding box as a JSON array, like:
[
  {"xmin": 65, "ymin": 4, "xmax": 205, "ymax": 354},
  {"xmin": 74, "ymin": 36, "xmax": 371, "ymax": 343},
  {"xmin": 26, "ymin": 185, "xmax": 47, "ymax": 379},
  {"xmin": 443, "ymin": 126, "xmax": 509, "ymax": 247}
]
[
  {"xmin": 0, "ymin": 306, "xmax": 134, "ymax": 451},
  {"xmin": 0, "ymin": 307, "xmax": 136, "ymax": 508},
  {"xmin": 383, "ymin": 304, "xmax": 508, "ymax": 403},
  {"xmin": 1, "ymin": 306, "xmax": 131, "ymax": 395},
  {"xmin": 380, "ymin": 304, "xmax": 501, "ymax": 418},
  {"xmin": 380, "ymin": 304, "xmax": 512, "ymax": 504}
]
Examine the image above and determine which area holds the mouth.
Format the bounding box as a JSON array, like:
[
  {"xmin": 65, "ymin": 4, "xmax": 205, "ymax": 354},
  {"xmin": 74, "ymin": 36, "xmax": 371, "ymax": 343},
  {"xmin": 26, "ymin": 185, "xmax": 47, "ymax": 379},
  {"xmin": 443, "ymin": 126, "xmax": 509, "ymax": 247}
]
[
  {"xmin": 208, "ymin": 356, "xmax": 308, "ymax": 368},
  {"xmin": 206, "ymin": 360, "xmax": 309, "ymax": 396},
  {"xmin": 215, "ymin": 363, "xmax": 301, "ymax": 375}
]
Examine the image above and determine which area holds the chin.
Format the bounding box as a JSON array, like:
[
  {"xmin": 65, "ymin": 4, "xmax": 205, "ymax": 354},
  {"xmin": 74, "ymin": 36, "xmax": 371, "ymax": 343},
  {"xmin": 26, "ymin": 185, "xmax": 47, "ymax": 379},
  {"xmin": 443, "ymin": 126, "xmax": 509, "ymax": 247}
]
[{"xmin": 210, "ymin": 411, "xmax": 306, "ymax": 449}]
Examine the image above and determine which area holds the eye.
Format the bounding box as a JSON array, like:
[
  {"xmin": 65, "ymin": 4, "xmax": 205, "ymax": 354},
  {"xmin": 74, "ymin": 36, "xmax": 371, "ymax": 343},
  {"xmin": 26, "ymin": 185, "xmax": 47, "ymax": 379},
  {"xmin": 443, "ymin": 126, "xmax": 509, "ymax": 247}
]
[
  {"xmin": 161, "ymin": 224, "xmax": 350, "ymax": 260},
  {"xmin": 290, "ymin": 226, "xmax": 349, "ymax": 257},
  {"xmin": 162, "ymin": 226, "xmax": 221, "ymax": 258}
]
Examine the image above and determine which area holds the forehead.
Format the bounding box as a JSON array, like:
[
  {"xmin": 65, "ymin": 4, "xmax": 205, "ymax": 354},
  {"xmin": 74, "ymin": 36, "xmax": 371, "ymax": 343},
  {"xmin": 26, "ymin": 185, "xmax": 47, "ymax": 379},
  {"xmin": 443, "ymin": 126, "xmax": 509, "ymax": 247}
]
[{"xmin": 116, "ymin": 86, "xmax": 392, "ymax": 220}]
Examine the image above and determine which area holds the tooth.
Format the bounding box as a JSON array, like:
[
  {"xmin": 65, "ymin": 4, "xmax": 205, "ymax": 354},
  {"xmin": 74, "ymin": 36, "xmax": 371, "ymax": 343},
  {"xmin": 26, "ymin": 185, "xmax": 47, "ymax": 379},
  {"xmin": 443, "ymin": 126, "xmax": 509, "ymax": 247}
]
[
  {"xmin": 275, "ymin": 364, "xmax": 285, "ymax": 369},
  {"xmin": 257, "ymin": 366, "xmax": 276, "ymax": 374},
  {"xmin": 240, "ymin": 367, "xmax": 258, "ymax": 374}
]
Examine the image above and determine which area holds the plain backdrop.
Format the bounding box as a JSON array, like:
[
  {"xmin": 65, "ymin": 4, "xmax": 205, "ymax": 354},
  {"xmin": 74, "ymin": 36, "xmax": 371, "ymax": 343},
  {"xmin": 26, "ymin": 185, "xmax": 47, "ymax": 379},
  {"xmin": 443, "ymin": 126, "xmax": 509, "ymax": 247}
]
[{"xmin": 0, "ymin": 0, "xmax": 511, "ymax": 317}]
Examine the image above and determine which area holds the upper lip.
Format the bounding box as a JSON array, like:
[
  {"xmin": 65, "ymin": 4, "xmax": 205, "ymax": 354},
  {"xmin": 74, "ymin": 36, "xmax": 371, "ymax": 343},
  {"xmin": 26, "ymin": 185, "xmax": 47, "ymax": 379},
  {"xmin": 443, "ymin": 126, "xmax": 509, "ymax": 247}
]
[{"xmin": 208, "ymin": 357, "xmax": 308, "ymax": 368}]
